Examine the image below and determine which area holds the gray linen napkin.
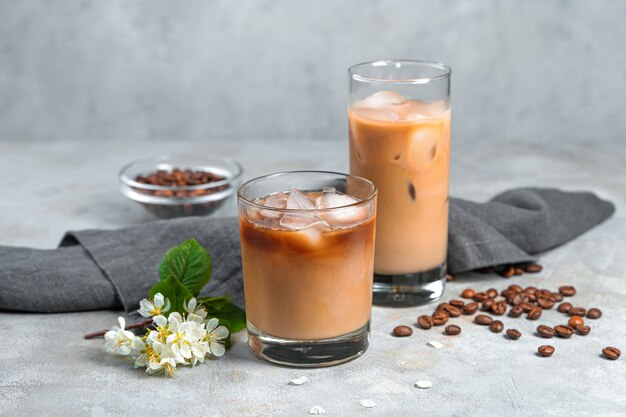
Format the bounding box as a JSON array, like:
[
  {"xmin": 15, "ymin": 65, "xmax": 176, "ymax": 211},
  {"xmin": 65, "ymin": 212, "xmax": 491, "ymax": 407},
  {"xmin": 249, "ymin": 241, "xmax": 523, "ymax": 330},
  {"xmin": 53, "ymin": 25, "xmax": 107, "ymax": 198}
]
[{"xmin": 0, "ymin": 188, "xmax": 614, "ymax": 313}]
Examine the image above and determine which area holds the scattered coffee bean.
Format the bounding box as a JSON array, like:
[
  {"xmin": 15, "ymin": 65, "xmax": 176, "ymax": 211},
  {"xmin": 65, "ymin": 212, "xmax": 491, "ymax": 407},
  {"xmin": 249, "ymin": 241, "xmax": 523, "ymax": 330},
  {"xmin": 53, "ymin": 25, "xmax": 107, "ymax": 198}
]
[
  {"xmin": 568, "ymin": 316, "xmax": 584, "ymax": 328},
  {"xmin": 527, "ymin": 306, "xmax": 543, "ymax": 320},
  {"xmin": 575, "ymin": 325, "xmax": 590, "ymax": 336},
  {"xmin": 514, "ymin": 267, "xmax": 525, "ymax": 275},
  {"xmin": 568, "ymin": 307, "xmax": 587, "ymax": 317},
  {"xmin": 449, "ymin": 299, "xmax": 465, "ymax": 309},
  {"xmin": 538, "ymin": 345, "xmax": 555, "ymax": 357},
  {"xmin": 587, "ymin": 308, "xmax": 602, "ymax": 319},
  {"xmin": 525, "ymin": 263, "xmax": 543, "ymax": 273},
  {"xmin": 446, "ymin": 273, "xmax": 456, "ymax": 282},
  {"xmin": 463, "ymin": 302, "xmax": 479, "ymax": 315},
  {"xmin": 435, "ymin": 302, "xmax": 449, "ymax": 311},
  {"xmin": 552, "ymin": 293, "xmax": 564, "ymax": 302},
  {"xmin": 489, "ymin": 320, "xmax": 504, "ymax": 333},
  {"xmin": 554, "ymin": 325, "xmax": 574, "ymax": 338},
  {"xmin": 520, "ymin": 302, "xmax": 535, "ymax": 313},
  {"xmin": 509, "ymin": 305, "xmax": 524, "ymax": 317},
  {"xmin": 557, "ymin": 302, "xmax": 573, "ymax": 313},
  {"xmin": 473, "ymin": 292, "xmax": 488, "ymax": 302},
  {"xmin": 481, "ymin": 299, "xmax": 494, "ymax": 311},
  {"xmin": 537, "ymin": 325, "xmax": 556, "ymax": 338},
  {"xmin": 445, "ymin": 325, "xmax": 462, "ymax": 336},
  {"xmin": 559, "ymin": 285, "xmax": 576, "ymax": 296},
  {"xmin": 474, "ymin": 314, "xmax": 493, "ymax": 325},
  {"xmin": 432, "ymin": 310, "xmax": 449, "ymax": 326},
  {"xmin": 509, "ymin": 284, "xmax": 523, "ymax": 293},
  {"xmin": 461, "ymin": 289, "xmax": 476, "ymax": 299},
  {"xmin": 501, "ymin": 265, "xmax": 516, "ymax": 278},
  {"xmin": 602, "ymin": 347, "xmax": 621, "ymax": 360},
  {"xmin": 525, "ymin": 286, "xmax": 538, "ymax": 295},
  {"xmin": 393, "ymin": 325, "xmax": 413, "ymax": 337},
  {"xmin": 537, "ymin": 297, "xmax": 555, "ymax": 309},
  {"xmin": 441, "ymin": 304, "xmax": 462, "ymax": 318},
  {"xmin": 417, "ymin": 315, "xmax": 433, "ymax": 330},
  {"xmin": 506, "ymin": 329, "xmax": 521, "ymax": 340},
  {"xmin": 486, "ymin": 288, "xmax": 498, "ymax": 299},
  {"xmin": 491, "ymin": 301, "xmax": 507, "ymax": 316}
]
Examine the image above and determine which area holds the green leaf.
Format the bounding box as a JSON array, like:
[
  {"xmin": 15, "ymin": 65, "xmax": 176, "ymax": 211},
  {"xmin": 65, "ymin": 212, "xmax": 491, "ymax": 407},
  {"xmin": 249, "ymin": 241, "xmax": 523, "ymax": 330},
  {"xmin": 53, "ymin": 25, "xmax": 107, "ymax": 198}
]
[
  {"xmin": 159, "ymin": 239, "xmax": 212, "ymax": 296},
  {"xmin": 197, "ymin": 295, "xmax": 232, "ymax": 310},
  {"xmin": 205, "ymin": 302, "xmax": 246, "ymax": 333},
  {"xmin": 149, "ymin": 274, "xmax": 194, "ymax": 315}
]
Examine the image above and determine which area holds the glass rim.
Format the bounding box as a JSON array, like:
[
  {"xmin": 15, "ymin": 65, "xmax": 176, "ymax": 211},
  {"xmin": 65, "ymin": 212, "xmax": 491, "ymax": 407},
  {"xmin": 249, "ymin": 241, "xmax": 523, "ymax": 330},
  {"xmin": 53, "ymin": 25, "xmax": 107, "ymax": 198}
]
[
  {"xmin": 237, "ymin": 170, "xmax": 377, "ymax": 214},
  {"xmin": 348, "ymin": 59, "xmax": 451, "ymax": 85}
]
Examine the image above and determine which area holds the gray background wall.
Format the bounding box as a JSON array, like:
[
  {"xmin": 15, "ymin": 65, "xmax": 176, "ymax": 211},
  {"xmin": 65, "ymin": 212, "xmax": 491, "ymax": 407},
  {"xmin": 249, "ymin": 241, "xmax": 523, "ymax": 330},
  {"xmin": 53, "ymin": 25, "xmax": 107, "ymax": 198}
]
[{"xmin": 1, "ymin": 0, "xmax": 625, "ymax": 144}]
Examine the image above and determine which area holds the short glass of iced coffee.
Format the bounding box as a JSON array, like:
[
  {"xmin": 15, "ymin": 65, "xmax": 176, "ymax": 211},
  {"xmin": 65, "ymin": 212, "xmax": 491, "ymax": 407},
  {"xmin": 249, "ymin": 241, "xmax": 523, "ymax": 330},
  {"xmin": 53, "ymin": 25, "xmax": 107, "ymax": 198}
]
[{"xmin": 237, "ymin": 171, "xmax": 377, "ymax": 367}]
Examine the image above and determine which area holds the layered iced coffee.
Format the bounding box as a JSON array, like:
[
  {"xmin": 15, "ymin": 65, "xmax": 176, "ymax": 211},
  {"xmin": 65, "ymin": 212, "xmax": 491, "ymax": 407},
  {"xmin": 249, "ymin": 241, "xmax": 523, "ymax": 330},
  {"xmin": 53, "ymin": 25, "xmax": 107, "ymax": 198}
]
[{"xmin": 237, "ymin": 172, "xmax": 377, "ymax": 367}]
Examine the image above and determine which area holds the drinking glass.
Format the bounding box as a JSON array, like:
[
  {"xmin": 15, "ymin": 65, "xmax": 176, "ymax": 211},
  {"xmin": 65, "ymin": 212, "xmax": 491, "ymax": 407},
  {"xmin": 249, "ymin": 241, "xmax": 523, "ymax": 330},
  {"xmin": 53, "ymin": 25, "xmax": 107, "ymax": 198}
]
[
  {"xmin": 348, "ymin": 59, "xmax": 451, "ymax": 306},
  {"xmin": 237, "ymin": 171, "xmax": 377, "ymax": 367}
]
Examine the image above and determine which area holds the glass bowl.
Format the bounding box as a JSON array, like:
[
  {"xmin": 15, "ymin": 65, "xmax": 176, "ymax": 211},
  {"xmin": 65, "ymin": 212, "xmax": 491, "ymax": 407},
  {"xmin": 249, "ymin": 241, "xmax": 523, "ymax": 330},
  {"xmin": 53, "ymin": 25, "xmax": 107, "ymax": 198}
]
[{"xmin": 119, "ymin": 154, "xmax": 243, "ymax": 219}]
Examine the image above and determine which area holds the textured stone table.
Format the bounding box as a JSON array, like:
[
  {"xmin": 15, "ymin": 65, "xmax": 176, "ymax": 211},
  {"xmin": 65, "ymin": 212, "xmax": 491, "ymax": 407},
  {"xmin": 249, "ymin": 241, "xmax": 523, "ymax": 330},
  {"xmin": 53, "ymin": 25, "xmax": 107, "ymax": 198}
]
[{"xmin": 1, "ymin": 138, "xmax": 625, "ymax": 416}]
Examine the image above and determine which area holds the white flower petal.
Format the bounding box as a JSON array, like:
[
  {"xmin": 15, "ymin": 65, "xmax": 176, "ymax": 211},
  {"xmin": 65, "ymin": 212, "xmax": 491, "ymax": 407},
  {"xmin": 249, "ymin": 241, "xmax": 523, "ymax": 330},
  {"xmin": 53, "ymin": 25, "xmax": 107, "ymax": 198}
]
[
  {"xmin": 309, "ymin": 406, "xmax": 325, "ymax": 415},
  {"xmin": 212, "ymin": 326, "xmax": 229, "ymax": 340},
  {"xmin": 210, "ymin": 341, "xmax": 225, "ymax": 357},
  {"xmin": 117, "ymin": 345, "xmax": 132, "ymax": 356},
  {"xmin": 415, "ymin": 380, "xmax": 432, "ymax": 389},
  {"xmin": 359, "ymin": 399, "xmax": 376, "ymax": 408},
  {"xmin": 153, "ymin": 315, "xmax": 167, "ymax": 327},
  {"xmin": 205, "ymin": 318, "xmax": 219, "ymax": 332},
  {"xmin": 162, "ymin": 298, "xmax": 171, "ymax": 313},
  {"xmin": 153, "ymin": 293, "xmax": 165, "ymax": 308},
  {"xmin": 290, "ymin": 376, "xmax": 308, "ymax": 385},
  {"xmin": 117, "ymin": 317, "xmax": 126, "ymax": 330}
]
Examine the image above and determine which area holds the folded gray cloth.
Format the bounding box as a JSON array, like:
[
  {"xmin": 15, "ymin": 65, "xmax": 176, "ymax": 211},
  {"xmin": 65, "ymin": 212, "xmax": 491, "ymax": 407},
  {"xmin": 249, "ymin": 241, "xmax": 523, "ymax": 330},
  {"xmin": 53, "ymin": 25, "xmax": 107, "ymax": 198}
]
[{"xmin": 0, "ymin": 188, "xmax": 614, "ymax": 313}]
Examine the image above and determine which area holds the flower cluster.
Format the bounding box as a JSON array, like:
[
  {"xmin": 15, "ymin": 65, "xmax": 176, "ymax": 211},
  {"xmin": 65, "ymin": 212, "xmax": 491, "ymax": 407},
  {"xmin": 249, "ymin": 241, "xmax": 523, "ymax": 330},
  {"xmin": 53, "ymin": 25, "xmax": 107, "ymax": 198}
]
[{"xmin": 104, "ymin": 294, "xmax": 229, "ymax": 377}]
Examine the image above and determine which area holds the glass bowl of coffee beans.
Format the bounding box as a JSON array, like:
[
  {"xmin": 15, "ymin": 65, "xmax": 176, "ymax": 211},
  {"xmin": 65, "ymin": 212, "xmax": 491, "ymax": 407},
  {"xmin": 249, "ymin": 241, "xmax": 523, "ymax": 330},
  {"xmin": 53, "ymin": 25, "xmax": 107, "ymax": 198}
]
[{"xmin": 119, "ymin": 154, "xmax": 243, "ymax": 218}]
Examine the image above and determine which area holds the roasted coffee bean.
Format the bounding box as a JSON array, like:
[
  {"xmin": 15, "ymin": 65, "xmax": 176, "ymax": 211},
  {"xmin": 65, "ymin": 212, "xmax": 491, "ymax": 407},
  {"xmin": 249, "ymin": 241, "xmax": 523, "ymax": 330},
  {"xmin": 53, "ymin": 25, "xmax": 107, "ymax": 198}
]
[
  {"xmin": 436, "ymin": 302, "xmax": 450, "ymax": 311},
  {"xmin": 461, "ymin": 289, "xmax": 476, "ymax": 299},
  {"xmin": 417, "ymin": 315, "xmax": 433, "ymax": 330},
  {"xmin": 525, "ymin": 263, "xmax": 543, "ymax": 273},
  {"xmin": 554, "ymin": 325, "xmax": 574, "ymax": 338},
  {"xmin": 441, "ymin": 304, "xmax": 462, "ymax": 318},
  {"xmin": 475, "ymin": 314, "xmax": 493, "ymax": 325},
  {"xmin": 537, "ymin": 297, "xmax": 555, "ymax": 310},
  {"xmin": 527, "ymin": 306, "xmax": 543, "ymax": 320},
  {"xmin": 575, "ymin": 325, "xmax": 590, "ymax": 336},
  {"xmin": 557, "ymin": 302, "xmax": 573, "ymax": 313},
  {"xmin": 445, "ymin": 325, "xmax": 462, "ymax": 336},
  {"xmin": 501, "ymin": 265, "xmax": 516, "ymax": 278},
  {"xmin": 551, "ymin": 293, "xmax": 564, "ymax": 302},
  {"xmin": 446, "ymin": 273, "xmax": 456, "ymax": 282},
  {"xmin": 473, "ymin": 292, "xmax": 488, "ymax": 302},
  {"xmin": 463, "ymin": 302, "xmax": 479, "ymax": 315},
  {"xmin": 508, "ymin": 284, "xmax": 523, "ymax": 293},
  {"xmin": 393, "ymin": 325, "xmax": 413, "ymax": 337},
  {"xmin": 513, "ymin": 267, "xmax": 524, "ymax": 275},
  {"xmin": 489, "ymin": 320, "xmax": 504, "ymax": 333},
  {"xmin": 568, "ymin": 316, "xmax": 584, "ymax": 328},
  {"xmin": 506, "ymin": 329, "xmax": 521, "ymax": 340},
  {"xmin": 602, "ymin": 347, "xmax": 621, "ymax": 360},
  {"xmin": 491, "ymin": 301, "xmax": 507, "ymax": 316},
  {"xmin": 511, "ymin": 293, "xmax": 525, "ymax": 306},
  {"xmin": 481, "ymin": 299, "xmax": 494, "ymax": 311},
  {"xmin": 537, "ymin": 325, "xmax": 556, "ymax": 338},
  {"xmin": 432, "ymin": 310, "xmax": 449, "ymax": 326},
  {"xmin": 559, "ymin": 285, "xmax": 576, "ymax": 296},
  {"xmin": 449, "ymin": 299, "xmax": 465, "ymax": 308},
  {"xmin": 538, "ymin": 345, "xmax": 555, "ymax": 357},
  {"xmin": 525, "ymin": 286, "xmax": 538, "ymax": 295},
  {"xmin": 569, "ymin": 307, "xmax": 587, "ymax": 317},
  {"xmin": 509, "ymin": 305, "xmax": 524, "ymax": 317},
  {"xmin": 486, "ymin": 288, "xmax": 498, "ymax": 299},
  {"xmin": 520, "ymin": 302, "xmax": 535, "ymax": 313},
  {"xmin": 524, "ymin": 292, "xmax": 537, "ymax": 303},
  {"xmin": 501, "ymin": 289, "xmax": 513, "ymax": 298},
  {"xmin": 587, "ymin": 308, "xmax": 602, "ymax": 319}
]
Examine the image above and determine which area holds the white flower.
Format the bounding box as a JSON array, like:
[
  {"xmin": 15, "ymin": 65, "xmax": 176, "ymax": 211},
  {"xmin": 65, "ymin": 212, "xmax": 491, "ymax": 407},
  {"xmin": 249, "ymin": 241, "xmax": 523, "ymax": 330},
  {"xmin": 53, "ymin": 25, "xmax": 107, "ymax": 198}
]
[
  {"xmin": 184, "ymin": 298, "xmax": 207, "ymax": 323},
  {"xmin": 205, "ymin": 318, "xmax": 229, "ymax": 357},
  {"xmin": 134, "ymin": 341, "xmax": 181, "ymax": 377},
  {"xmin": 167, "ymin": 320, "xmax": 208, "ymax": 366},
  {"xmin": 104, "ymin": 317, "xmax": 136, "ymax": 356},
  {"xmin": 138, "ymin": 293, "xmax": 171, "ymax": 318}
]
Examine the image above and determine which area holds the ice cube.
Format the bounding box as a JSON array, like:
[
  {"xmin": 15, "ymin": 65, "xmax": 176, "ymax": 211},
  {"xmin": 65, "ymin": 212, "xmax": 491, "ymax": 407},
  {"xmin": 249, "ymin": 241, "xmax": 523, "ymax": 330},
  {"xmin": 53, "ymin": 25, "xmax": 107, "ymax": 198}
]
[
  {"xmin": 355, "ymin": 90, "xmax": 406, "ymax": 108},
  {"xmin": 280, "ymin": 213, "xmax": 320, "ymax": 230},
  {"xmin": 316, "ymin": 193, "xmax": 367, "ymax": 227},
  {"xmin": 404, "ymin": 99, "xmax": 449, "ymax": 120},
  {"xmin": 293, "ymin": 221, "xmax": 330, "ymax": 247},
  {"xmin": 351, "ymin": 107, "xmax": 401, "ymax": 122},
  {"xmin": 286, "ymin": 189, "xmax": 316, "ymax": 210},
  {"xmin": 258, "ymin": 192, "xmax": 288, "ymax": 219},
  {"xmin": 410, "ymin": 126, "xmax": 439, "ymax": 171}
]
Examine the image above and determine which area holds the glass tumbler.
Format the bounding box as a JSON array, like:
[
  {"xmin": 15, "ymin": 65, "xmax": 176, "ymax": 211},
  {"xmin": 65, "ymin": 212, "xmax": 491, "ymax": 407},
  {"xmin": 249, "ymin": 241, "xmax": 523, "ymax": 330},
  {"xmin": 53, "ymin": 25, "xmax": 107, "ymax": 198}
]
[
  {"xmin": 237, "ymin": 171, "xmax": 377, "ymax": 367},
  {"xmin": 348, "ymin": 59, "xmax": 451, "ymax": 306}
]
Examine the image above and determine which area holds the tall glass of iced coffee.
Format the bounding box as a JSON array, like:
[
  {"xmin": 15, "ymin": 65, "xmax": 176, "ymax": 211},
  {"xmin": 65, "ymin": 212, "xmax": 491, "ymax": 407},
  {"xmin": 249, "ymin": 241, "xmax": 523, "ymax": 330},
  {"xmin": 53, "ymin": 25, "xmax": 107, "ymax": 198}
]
[
  {"xmin": 348, "ymin": 60, "xmax": 451, "ymax": 306},
  {"xmin": 237, "ymin": 171, "xmax": 377, "ymax": 367}
]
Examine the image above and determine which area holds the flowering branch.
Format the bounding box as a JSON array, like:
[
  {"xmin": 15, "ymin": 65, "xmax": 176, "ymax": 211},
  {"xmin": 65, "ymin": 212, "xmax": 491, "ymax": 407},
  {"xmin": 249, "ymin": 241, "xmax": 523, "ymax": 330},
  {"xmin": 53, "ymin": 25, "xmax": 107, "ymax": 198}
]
[{"xmin": 84, "ymin": 318, "xmax": 153, "ymax": 340}]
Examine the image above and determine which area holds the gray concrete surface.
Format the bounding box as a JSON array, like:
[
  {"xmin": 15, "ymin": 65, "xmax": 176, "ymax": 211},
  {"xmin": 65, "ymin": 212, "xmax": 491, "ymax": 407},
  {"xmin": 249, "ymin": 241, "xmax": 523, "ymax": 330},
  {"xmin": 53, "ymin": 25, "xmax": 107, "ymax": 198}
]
[
  {"xmin": 0, "ymin": 138, "xmax": 625, "ymax": 416},
  {"xmin": 1, "ymin": 0, "xmax": 626, "ymax": 145}
]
